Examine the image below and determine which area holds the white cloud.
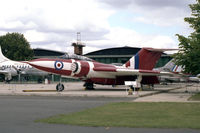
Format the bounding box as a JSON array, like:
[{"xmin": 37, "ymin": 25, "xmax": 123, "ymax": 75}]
[
  {"xmin": 0, "ymin": 0, "xmax": 194, "ymax": 55},
  {"xmin": 101, "ymin": 0, "xmax": 195, "ymax": 27},
  {"xmin": 144, "ymin": 35, "xmax": 177, "ymax": 48},
  {"xmin": 83, "ymin": 27, "xmax": 177, "ymax": 54},
  {"xmin": 132, "ymin": 7, "xmax": 189, "ymax": 27},
  {"xmin": 25, "ymin": 30, "xmax": 46, "ymax": 42},
  {"xmin": 0, "ymin": 0, "xmax": 113, "ymax": 32},
  {"xmin": 84, "ymin": 27, "xmax": 142, "ymax": 50},
  {"xmin": 0, "ymin": 0, "xmax": 114, "ymax": 50}
]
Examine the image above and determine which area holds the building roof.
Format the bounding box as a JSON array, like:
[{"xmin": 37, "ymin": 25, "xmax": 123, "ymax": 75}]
[
  {"xmin": 33, "ymin": 46, "xmax": 168, "ymax": 59},
  {"xmin": 84, "ymin": 46, "xmax": 141, "ymax": 56},
  {"xmin": 84, "ymin": 46, "xmax": 168, "ymax": 58},
  {"xmin": 33, "ymin": 48, "xmax": 66, "ymax": 58}
]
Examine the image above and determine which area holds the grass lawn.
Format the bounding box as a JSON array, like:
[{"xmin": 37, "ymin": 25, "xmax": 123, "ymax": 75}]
[
  {"xmin": 36, "ymin": 102, "xmax": 200, "ymax": 129},
  {"xmin": 188, "ymin": 93, "xmax": 200, "ymax": 101}
]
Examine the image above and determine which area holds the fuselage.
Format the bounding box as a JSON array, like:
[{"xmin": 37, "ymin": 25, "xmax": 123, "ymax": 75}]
[
  {"xmin": 0, "ymin": 60, "xmax": 49, "ymax": 78},
  {"xmin": 0, "ymin": 60, "xmax": 32, "ymax": 75},
  {"xmin": 28, "ymin": 58, "xmax": 159, "ymax": 85},
  {"xmin": 0, "ymin": 45, "xmax": 50, "ymax": 81},
  {"xmin": 28, "ymin": 58, "xmax": 116, "ymax": 78}
]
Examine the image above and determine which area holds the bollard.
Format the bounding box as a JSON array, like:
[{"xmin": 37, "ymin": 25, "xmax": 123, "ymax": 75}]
[{"xmin": 128, "ymin": 88, "xmax": 133, "ymax": 95}]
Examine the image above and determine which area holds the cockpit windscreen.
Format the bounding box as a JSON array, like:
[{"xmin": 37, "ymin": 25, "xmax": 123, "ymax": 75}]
[{"xmin": 59, "ymin": 53, "xmax": 93, "ymax": 61}]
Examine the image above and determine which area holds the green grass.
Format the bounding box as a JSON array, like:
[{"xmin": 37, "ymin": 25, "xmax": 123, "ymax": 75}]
[
  {"xmin": 36, "ymin": 102, "xmax": 200, "ymax": 129},
  {"xmin": 188, "ymin": 93, "xmax": 200, "ymax": 101}
]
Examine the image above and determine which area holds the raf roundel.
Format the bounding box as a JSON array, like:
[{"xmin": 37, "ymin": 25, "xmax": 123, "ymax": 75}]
[{"xmin": 54, "ymin": 61, "xmax": 64, "ymax": 70}]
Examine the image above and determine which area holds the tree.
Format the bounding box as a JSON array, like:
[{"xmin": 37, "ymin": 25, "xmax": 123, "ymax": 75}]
[
  {"xmin": 0, "ymin": 32, "xmax": 34, "ymax": 61},
  {"xmin": 174, "ymin": 0, "xmax": 200, "ymax": 75}
]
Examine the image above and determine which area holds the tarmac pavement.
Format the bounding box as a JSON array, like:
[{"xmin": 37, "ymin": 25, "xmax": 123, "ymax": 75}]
[
  {"xmin": 0, "ymin": 95, "xmax": 199, "ymax": 133},
  {"xmin": 0, "ymin": 82, "xmax": 200, "ymax": 133},
  {"xmin": 135, "ymin": 84, "xmax": 200, "ymax": 102},
  {"xmin": 0, "ymin": 82, "xmax": 199, "ymax": 102}
]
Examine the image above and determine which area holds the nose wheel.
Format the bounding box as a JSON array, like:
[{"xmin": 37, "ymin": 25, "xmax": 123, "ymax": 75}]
[{"xmin": 56, "ymin": 83, "xmax": 64, "ymax": 92}]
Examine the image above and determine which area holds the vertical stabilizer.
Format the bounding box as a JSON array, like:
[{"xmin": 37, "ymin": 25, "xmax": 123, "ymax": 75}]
[
  {"xmin": 0, "ymin": 46, "xmax": 10, "ymax": 62},
  {"xmin": 124, "ymin": 48, "xmax": 164, "ymax": 70},
  {"xmin": 156, "ymin": 59, "xmax": 183, "ymax": 72}
]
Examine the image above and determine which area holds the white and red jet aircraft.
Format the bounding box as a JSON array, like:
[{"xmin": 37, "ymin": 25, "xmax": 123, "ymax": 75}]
[{"xmin": 27, "ymin": 48, "xmax": 178, "ymax": 91}]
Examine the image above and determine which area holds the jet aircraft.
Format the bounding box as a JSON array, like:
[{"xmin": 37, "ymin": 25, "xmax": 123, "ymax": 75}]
[
  {"xmin": 156, "ymin": 59, "xmax": 200, "ymax": 83},
  {"xmin": 27, "ymin": 47, "xmax": 180, "ymax": 91},
  {"xmin": 0, "ymin": 46, "xmax": 49, "ymax": 82},
  {"xmin": 155, "ymin": 59, "xmax": 184, "ymax": 83}
]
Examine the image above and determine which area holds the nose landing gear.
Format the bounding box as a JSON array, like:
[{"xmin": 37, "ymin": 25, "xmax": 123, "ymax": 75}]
[{"xmin": 56, "ymin": 83, "xmax": 64, "ymax": 92}]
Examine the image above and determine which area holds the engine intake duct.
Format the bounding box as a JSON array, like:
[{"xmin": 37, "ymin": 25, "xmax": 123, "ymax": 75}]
[{"xmin": 71, "ymin": 61, "xmax": 90, "ymax": 77}]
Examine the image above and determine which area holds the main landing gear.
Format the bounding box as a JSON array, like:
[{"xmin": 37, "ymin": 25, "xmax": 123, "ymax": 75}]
[{"xmin": 83, "ymin": 82, "xmax": 94, "ymax": 90}]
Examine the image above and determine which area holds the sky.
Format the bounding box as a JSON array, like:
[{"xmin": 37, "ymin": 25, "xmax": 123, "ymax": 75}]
[{"xmin": 0, "ymin": 0, "xmax": 196, "ymax": 54}]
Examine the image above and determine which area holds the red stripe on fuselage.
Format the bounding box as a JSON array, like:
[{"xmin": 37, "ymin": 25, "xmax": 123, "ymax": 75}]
[
  {"xmin": 93, "ymin": 62, "xmax": 116, "ymax": 72},
  {"xmin": 125, "ymin": 61, "xmax": 130, "ymax": 67},
  {"xmin": 74, "ymin": 61, "xmax": 90, "ymax": 77},
  {"xmin": 87, "ymin": 78, "xmax": 116, "ymax": 85},
  {"xmin": 86, "ymin": 76, "xmax": 159, "ymax": 86},
  {"xmin": 29, "ymin": 58, "xmax": 72, "ymax": 75},
  {"xmin": 93, "ymin": 67, "xmax": 117, "ymax": 72},
  {"xmin": 30, "ymin": 63, "xmax": 72, "ymax": 76}
]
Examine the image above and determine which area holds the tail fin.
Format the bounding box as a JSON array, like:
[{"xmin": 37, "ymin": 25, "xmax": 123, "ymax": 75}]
[
  {"xmin": 158, "ymin": 59, "xmax": 183, "ymax": 72},
  {"xmin": 124, "ymin": 48, "xmax": 175, "ymax": 70},
  {"xmin": 0, "ymin": 46, "xmax": 10, "ymax": 62},
  {"xmin": 171, "ymin": 64, "xmax": 183, "ymax": 72},
  {"xmin": 156, "ymin": 59, "xmax": 175, "ymax": 71}
]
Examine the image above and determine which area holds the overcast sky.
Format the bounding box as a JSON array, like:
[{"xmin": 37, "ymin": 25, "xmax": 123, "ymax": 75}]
[{"xmin": 0, "ymin": 0, "xmax": 196, "ymax": 54}]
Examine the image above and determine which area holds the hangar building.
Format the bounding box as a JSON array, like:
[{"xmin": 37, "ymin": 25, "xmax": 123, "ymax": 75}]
[
  {"xmin": 33, "ymin": 48, "xmax": 66, "ymax": 59},
  {"xmin": 33, "ymin": 46, "xmax": 172, "ymax": 68},
  {"xmin": 84, "ymin": 46, "xmax": 172, "ymax": 68}
]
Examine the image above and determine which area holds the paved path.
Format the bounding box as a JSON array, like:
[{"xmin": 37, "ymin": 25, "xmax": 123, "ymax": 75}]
[
  {"xmin": 134, "ymin": 84, "xmax": 200, "ymax": 102},
  {"xmin": 0, "ymin": 82, "xmax": 199, "ymax": 102}
]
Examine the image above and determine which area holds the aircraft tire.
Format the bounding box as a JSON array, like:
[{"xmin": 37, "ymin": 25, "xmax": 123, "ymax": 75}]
[
  {"xmin": 56, "ymin": 83, "xmax": 64, "ymax": 92},
  {"xmin": 83, "ymin": 82, "xmax": 94, "ymax": 90}
]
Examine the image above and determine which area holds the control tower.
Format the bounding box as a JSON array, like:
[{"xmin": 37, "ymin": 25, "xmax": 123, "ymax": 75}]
[{"xmin": 71, "ymin": 32, "xmax": 85, "ymax": 55}]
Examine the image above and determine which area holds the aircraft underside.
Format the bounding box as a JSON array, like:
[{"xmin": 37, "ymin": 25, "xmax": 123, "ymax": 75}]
[
  {"xmin": 82, "ymin": 75, "xmax": 159, "ymax": 90},
  {"xmin": 84, "ymin": 76, "xmax": 159, "ymax": 85}
]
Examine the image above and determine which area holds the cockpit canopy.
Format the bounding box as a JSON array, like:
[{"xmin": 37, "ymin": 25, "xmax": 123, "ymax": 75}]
[{"xmin": 59, "ymin": 53, "xmax": 93, "ymax": 61}]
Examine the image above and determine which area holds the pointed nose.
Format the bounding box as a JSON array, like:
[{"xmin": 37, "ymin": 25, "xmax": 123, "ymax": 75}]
[
  {"xmin": 27, "ymin": 59, "xmax": 55, "ymax": 69},
  {"xmin": 27, "ymin": 59, "xmax": 73, "ymax": 76}
]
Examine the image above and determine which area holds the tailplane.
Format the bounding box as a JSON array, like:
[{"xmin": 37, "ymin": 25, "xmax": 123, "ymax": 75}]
[
  {"xmin": 124, "ymin": 48, "xmax": 176, "ymax": 70},
  {"xmin": 0, "ymin": 46, "xmax": 10, "ymax": 62}
]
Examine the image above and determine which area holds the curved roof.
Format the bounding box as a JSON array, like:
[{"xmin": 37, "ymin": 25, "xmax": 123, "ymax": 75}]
[
  {"xmin": 84, "ymin": 46, "xmax": 141, "ymax": 56},
  {"xmin": 33, "ymin": 48, "xmax": 66, "ymax": 56}
]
